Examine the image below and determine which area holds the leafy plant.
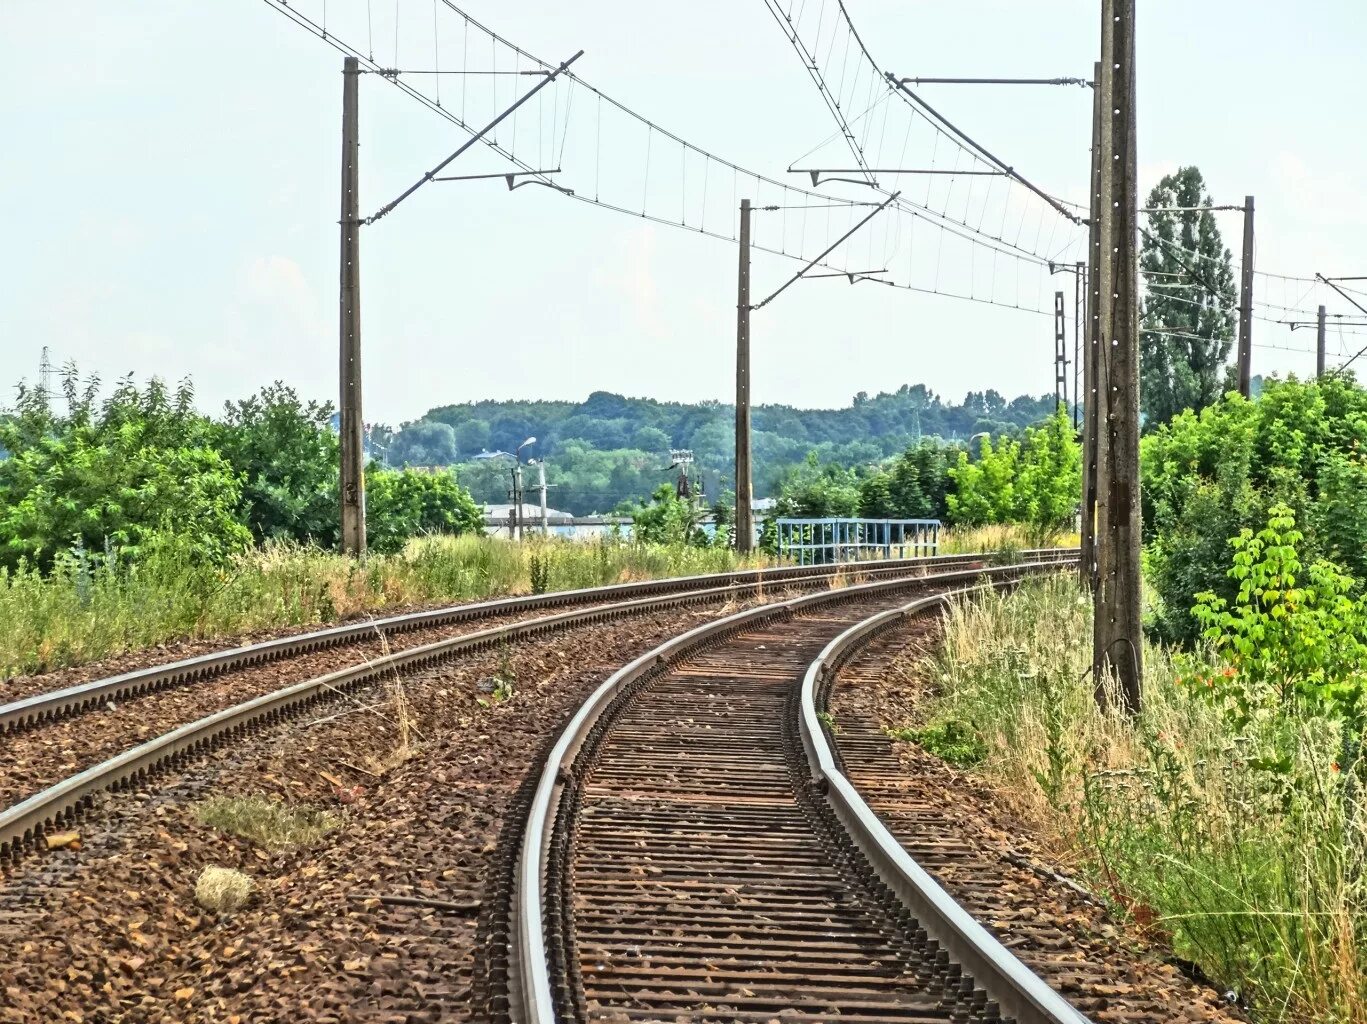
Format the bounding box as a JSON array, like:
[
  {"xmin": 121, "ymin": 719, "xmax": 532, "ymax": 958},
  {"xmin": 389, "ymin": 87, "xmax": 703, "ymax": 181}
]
[
  {"xmin": 892, "ymin": 719, "xmax": 986, "ymax": 768},
  {"xmin": 1191, "ymin": 502, "xmax": 1367, "ymax": 734}
]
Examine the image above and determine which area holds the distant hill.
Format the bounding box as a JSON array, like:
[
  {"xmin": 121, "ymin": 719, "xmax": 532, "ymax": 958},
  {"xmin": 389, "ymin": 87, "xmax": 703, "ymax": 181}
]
[{"xmin": 384, "ymin": 385, "xmax": 1061, "ymax": 514}]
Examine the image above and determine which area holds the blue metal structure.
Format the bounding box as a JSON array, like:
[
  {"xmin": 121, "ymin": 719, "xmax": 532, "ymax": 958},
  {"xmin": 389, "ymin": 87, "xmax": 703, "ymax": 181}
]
[{"xmin": 775, "ymin": 517, "xmax": 940, "ymax": 565}]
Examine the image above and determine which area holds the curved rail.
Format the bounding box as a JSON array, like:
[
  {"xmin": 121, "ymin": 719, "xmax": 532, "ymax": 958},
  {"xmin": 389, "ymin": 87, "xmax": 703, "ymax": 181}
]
[
  {"xmin": 0, "ymin": 567, "xmax": 931, "ymax": 859},
  {"xmin": 0, "ymin": 550, "xmax": 1067, "ymax": 735},
  {"xmin": 512, "ymin": 558, "xmax": 1075, "ymax": 1024},
  {"xmin": 797, "ymin": 588, "xmax": 1094, "ymax": 1024}
]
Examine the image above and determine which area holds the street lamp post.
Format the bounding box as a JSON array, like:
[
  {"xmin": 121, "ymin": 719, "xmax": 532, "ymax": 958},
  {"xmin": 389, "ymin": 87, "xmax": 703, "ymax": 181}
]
[{"xmin": 511, "ymin": 437, "xmax": 537, "ymax": 541}]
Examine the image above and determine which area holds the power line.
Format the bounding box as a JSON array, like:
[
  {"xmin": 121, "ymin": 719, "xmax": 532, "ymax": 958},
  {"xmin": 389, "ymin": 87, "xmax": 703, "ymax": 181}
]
[{"xmin": 263, "ymin": 0, "xmax": 1060, "ymax": 315}]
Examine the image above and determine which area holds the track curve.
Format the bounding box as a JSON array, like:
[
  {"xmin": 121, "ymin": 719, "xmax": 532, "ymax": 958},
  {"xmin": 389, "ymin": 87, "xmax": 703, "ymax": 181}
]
[{"xmin": 511, "ymin": 562, "xmax": 1082, "ymax": 1024}]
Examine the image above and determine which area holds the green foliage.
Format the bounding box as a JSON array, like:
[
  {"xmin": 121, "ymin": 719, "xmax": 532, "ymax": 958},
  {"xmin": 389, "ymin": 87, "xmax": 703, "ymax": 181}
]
[
  {"xmin": 892, "ymin": 719, "xmax": 986, "ymax": 768},
  {"xmin": 402, "ymin": 384, "xmax": 1059, "ymax": 514},
  {"xmin": 214, "ymin": 383, "xmax": 338, "ymax": 545},
  {"xmin": 771, "ymin": 453, "xmax": 861, "ymax": 518},
  {"xmin": 1013, "ymin": 410, "xmax": 1083, "ymax": 543},
  {"xmin": 1190, "ymin": 503, "xmax": 1367, "ymax": 731},
  {"xmin": 858, "ymin": 440, "xmax": 951, "ymax": 520},
  {"xmin": 363, "ymin": 468, "xmax": 484, "ymax": 555},
  {"xmin": 623, "ymin": 484, "xmax": 708, "ymax": 547},
  {"xmin": 946, "ymin": 410, "xmax": 1079, "ymax": 539},
  {"xmin": 389, "ymin": 420, "xmax": 459, "ymax": 466},
  {"xmin": 1143, "ymin": 372, "xmax": 1367, "ymax": 643},
  {"xmin": 1139, "ymin": 166, "xmax": 1238, "ymax": 428},
  {"xmin": 0, "ymin": 371, "xmax": 250, "ymax": 569},
  {"xmin": 947, "ymin": 435, "xmax": 1020, "ymax": 527}
]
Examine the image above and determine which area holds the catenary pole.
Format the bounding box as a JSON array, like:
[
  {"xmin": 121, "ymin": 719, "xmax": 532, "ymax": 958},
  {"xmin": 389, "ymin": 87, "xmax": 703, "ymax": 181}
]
[
  {"xmin": 1054, "ymin": 291, "xmax": 1068, "ymax": 412},
  {"xmin": 1238, "ymin": 195, "xmax": 1255, "ymax": 396},
  {"xmin": 1080, "ymin": 60, "xmax": 1103, "ymax": 592},
  {"xmin": 338, "ymin": 57, "xmax": 366, "ymax": 557},
  {"xmin": 1094, "ymin": 0, "xmax": 1143, "ymax": 714},
  {"xmin": 735, "ymin": 199, "xmax": 754, "ymax": 553},
  {"xmin": 1317, "ymin": 305, "xmax": 1328, "ymax": 378}
]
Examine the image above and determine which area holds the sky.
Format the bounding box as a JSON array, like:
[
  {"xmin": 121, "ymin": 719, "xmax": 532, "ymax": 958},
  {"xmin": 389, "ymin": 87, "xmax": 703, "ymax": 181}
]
[{"xmin": 2, "ymin": 1, "xmax": 1364, "ymax": 426}]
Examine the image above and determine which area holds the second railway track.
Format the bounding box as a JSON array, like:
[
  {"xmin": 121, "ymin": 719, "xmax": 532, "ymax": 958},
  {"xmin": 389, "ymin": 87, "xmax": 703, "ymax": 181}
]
[{"xmin": 0, "ymin": 554, "xmax": 1069, "ymax": 860}]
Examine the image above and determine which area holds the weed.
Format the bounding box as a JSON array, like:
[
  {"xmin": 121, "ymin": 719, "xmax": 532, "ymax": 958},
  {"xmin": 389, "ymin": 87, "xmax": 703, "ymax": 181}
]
[
  {"xmin": 817, "ymin": 710, "xmax": 840, "ymax": 735},
  {"xmin": 891, "ymin": 719, "xmax": 987, "ymax": 768},
  {"xmin": 194, "ymin": 866, "xmax": 253, "ymax": 914},
  {"xmin": 195, "ymin": 795, "xmax": 338, "ymax": 851},
  {"xmin": 529, "ymin": 551, "xmax": 551, "ymax": 595}
]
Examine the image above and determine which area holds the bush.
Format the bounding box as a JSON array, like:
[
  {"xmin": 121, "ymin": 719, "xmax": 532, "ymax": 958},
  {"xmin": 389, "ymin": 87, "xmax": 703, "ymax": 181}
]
[
  {"xmin": 0, "ymin": 373, "xmax": 251, "ymax": 570},
  {"xmin": 1143, "ymin": 372, "xmax": 1367, "ymax": 643},
  {"xmin": 364, "ymin": 467, "xmax": 484, "ymax": 554},
  {"xmin": 892, "ymin": 719, "xmax": 987, "ymax": 768}
]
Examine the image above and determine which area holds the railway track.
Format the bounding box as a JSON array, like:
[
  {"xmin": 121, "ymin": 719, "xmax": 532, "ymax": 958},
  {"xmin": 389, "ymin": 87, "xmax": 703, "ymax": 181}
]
[
  {"xmin": 0, "ymin": 552, "xmax": 1068, "ymax": 861},
  {"xmin": 507, "ymin": 561, "xmax": 1098, "ymax": 1024},
  {"xmin": 1, "ymin": 552, "xmax": 1042, "ymax": 735}
]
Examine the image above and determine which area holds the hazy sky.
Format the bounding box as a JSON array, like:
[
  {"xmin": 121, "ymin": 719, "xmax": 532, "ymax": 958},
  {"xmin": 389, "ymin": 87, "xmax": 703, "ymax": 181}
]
[{"xmin": 2, "ymin": 1, "xmax": 1363, "ymax": 425}]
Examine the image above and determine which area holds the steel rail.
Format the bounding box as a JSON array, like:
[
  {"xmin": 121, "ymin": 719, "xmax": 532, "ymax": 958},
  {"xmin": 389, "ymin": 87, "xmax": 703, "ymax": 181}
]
[
  {"xmin": 0, "ymin": 552, "xmax": 1064, "ymax": 736},
  {"xmin": 512, "ymin": 557, "xmax": 1075, "ymax": 1024},
  {"xmin": 0, "ymin": 556, "xmax": 1068, "ymax": 860},
  {"xmin": 797, "ymin": 588, "xmax": 1094, "ymax": 1024}
]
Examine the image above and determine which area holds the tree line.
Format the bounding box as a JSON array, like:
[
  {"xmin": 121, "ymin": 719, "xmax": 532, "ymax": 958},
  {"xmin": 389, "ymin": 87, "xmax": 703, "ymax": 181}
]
[{"xmin": 0, "ymin": 371, "xmax": 482, "ymax": 572}]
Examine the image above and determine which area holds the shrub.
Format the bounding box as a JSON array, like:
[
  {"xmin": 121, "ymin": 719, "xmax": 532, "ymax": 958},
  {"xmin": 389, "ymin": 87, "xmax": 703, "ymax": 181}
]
[
  {"xmin": 1144, "ymin": 372, "xmax": 1367, "ymax": 643},
  {"xmin": 194, "ymin": 866, "xmax": 254, "ymax": 914}
]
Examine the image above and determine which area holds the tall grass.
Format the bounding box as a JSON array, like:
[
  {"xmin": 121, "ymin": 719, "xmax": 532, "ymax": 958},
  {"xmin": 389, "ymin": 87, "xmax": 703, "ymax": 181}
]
[
  {"xmin": 920, "ymin": 575, "xmax": 1366, "ymax": 1022},
  {"xmin": 0, "ymin": 534, "xmax": 766, "ymax": 680},
  {"xmin": 938, "ymin": 523, "xmax": 1079, "ymax": 556}
]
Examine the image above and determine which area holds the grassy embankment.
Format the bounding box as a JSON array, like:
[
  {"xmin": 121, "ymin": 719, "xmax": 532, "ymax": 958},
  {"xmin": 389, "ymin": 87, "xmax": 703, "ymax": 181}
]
[
  {"xmin": 913, "ymin": 574, "xmax": 1364, "ymax": 1023},
  {"xmin": 0, "ymin": 524, "xmax": 1067, "ymax": 681},
  {"xmin": 0, "ymin": 536, "xmax": 762, "ymax": 679}
]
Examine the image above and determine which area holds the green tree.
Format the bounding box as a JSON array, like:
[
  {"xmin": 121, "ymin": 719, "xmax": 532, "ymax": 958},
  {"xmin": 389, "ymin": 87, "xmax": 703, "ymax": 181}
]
[
  {"xmin": 364, "ymin": 467, "xmax": 484, "ymax": 554},
  {"xmin": 624, "ymin": 484, "xmax": 707, "ymax": 546},
  {"xmin": 389, "ymin": 421, "xmax": 459, "ymax": 466},
  {"xmin": 772, "ymin": 454, "xmax": 861, "ymax": 518},
  {"xmin": 453, "ymin": 419, "xmax": 491, "ymax": 458},
  {"xmin": 1139, "ymin": 166, "xmax": 1237, "ymax": 428},
  {"xmin": 1014, "ymin": 410, "xmax": 1082, "ymax": 541},
  {"xmin": 631, "ymin": 425, "xmax": 671, "ymax": 454},
  {"xmin": 0, "ymin": 371, "xmax": 250, "ymax": 569},
  {"xmin": 946, "ymin": 436, "xmax": 1020, "ymax": 526},
  {"xmin": 215, "ymin": 383, "xmax": 338, "ymax": 544}
]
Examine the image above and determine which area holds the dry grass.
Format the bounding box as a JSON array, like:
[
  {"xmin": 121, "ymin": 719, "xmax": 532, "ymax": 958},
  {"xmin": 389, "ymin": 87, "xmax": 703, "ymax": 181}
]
[
  {"xmin": 194, "ymin": 866, "xmax": 253, "ymax": 914},
  {"xmin": 195, "ymin": 795, "xmax": 338, "ymax": 851},
  {"xmin": 917, "ymin": 574, "xmax": 1367, "ymax": 1023},
  {"xmin": 0, "ymin": 534, "xmax": 773, "ymax": 679},
  {"xmin": 938, "ymin": 523, "xmax": 1079, "ymax": 556}
]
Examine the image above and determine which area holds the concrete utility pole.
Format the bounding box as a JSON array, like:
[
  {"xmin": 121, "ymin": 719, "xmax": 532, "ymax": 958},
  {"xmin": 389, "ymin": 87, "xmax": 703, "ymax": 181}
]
[
  {"xmin": 537, "ymin": 460, "xmax": 549, "ymax": 534},
  {"xmin": 1080, "ymin": 60, "xmax": 1103, "ymax": 591},
  {"xmin": 1094, "ymin": 0, "xmax": 1143, "ymax": 714},
  {"xmin": 338, "ymin": 56, "xmax": 366, "ymax": 557},
  {"xmin": 1053, "ymin": 291, "xmax": 1068, "ymax": 412},
  {"xmin": 734, "ymin": 198, "xmax": 754, "ymax": 553},
  {"xmin": 509, "ymin": 463, "xmax": 523, "ymax": 541},
  {"xmin": 1237, "ymin": 195, "xmax": 1255, "ymax": 397},
  {"xmin": 1317, "ymin": 305, "xmax": 1328, "ymax": 378}
]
